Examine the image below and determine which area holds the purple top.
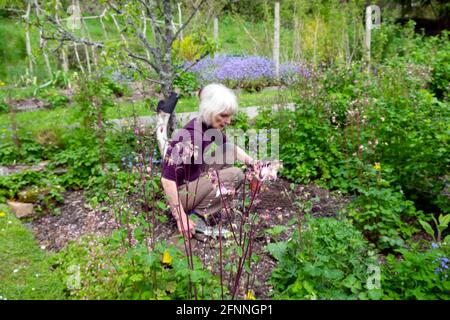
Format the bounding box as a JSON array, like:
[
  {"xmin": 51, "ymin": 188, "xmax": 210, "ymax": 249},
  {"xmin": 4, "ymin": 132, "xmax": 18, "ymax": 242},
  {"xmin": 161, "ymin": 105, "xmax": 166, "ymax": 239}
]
[{"xmin": 162, "ymin": 118, "xmax": 227, "ymax": 186}]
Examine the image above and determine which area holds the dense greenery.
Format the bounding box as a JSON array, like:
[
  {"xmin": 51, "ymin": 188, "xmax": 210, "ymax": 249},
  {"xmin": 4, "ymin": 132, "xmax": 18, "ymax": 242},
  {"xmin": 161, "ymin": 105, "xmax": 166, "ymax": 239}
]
[
  {"xmin": 0, "ymin": 0, "xmax": 449, "ymax": 300},
  {"xmin": 269, "ymin": 216, "xmax": 380, "ymax": 299}
]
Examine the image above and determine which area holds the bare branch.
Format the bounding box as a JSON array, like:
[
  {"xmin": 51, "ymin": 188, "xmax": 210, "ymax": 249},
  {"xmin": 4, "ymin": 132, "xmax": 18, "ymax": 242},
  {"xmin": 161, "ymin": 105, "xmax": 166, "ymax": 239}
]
[
  {"xmin": 120, "ymin": 62, "xmax": 164, "ymax": 85},
  {"xmin": 125, "ymin": 48, "xmax": 160, "ymax": 73}
]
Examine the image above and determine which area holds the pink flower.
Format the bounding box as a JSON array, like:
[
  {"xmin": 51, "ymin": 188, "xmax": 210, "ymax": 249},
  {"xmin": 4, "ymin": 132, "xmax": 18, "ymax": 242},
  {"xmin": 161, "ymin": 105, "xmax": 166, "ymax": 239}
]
[
  {"xmin": 215, "ymin": 183, "xmax": 234, "ymax": 197},
  {"xmin": 208, "ymin": 168, "xmax": 219, "ymax": 188}
]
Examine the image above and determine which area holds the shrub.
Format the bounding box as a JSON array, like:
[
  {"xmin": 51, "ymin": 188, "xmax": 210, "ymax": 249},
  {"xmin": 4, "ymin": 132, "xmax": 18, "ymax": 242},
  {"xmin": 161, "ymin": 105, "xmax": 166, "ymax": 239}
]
[
  {"xmin": 269, "ymin": 216, "xmax": 380, "ymax": 300},
  {"xmin": 381, "ymin": 243, "xmax": 450, "ymax": 300},
  {"xmin": 173, "ymin": 71, "xmax": 199, "ymax": 97},
  {"xmin": 342, "ymin": 187, "xmax": 426, "ymax": 251}
]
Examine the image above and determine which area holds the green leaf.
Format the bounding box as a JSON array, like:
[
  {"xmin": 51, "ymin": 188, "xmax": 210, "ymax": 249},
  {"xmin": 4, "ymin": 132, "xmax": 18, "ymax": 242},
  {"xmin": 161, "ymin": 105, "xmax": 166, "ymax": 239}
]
[
  {"xmin": 236, "ymin": 246, "xmax": 243, "ymax": 258},
  {"xmin": 419, "ymin": 220, "xmax": 435, "ymax": 238},
  {"xmin": 438, "ymin": 214, "xmax": 450, "ymax": 228},
  {"xmin": 302, "ymin": 280, "xmax": 315, "ymax": 294},
  {"xmin": 129, "ymin": 274, "xmax": 143, "ymax": 282},
  {"xmin": 265, "ymin": 225, "xmax": 289, "ymax": 237},
  {"xmin": 157, "ymin": 201, "xmax": 167, "ymax": 210},
  {"xmin": 266, "ymin": 242, "xmax": 287, "ymax": 261}
]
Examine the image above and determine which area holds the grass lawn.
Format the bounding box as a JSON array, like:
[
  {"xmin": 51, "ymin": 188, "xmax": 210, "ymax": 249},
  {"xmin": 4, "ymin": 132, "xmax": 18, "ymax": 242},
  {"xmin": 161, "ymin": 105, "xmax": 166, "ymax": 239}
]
[
  {"xmin": 0, "ymin": 204, "xmax": 65, "ymax": 299},
  {"xmin": 0, "ymin": 86, "xmax": 296, "ymax": 136}
]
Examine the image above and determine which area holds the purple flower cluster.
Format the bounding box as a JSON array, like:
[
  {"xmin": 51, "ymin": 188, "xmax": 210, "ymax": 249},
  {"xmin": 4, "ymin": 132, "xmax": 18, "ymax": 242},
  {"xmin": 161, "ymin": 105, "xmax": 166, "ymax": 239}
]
[
  {"xmin": 280, "ymin": 62, "xmax": 311, "ymax": 85},
  {"xmin": 434, "ymin": 257, "xmax": 449, "ymax": 275},
  {"xmin": 190, "ymin": 55, "xmax": 309, "ymax": 87}
]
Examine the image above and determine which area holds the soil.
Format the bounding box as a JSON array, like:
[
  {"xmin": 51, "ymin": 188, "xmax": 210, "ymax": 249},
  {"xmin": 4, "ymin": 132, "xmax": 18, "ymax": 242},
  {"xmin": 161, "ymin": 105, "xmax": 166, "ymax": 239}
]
[
  {"xmin": 27, "ymin": 178, "xmax": 353, "ymax": 299},
  {"xmin": 25, "ymin": 191, "xmax": 116, "ymax": 251},
  {"xmin": 9, "ymin": 98, "xmax": 50, "ymax": 112}
]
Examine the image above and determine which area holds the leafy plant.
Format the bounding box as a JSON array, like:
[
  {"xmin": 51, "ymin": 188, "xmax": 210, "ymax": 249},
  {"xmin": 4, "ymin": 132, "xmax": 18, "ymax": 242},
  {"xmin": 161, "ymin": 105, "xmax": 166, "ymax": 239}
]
[
  {"xmin": 173, "ymin": 72, "xmax": 199, "ymax": 97},
  {"xmin": 343, "ymin": 187, "xmax": 425, "ymax": 251},
  {"xmin": 419, "ymin": 214, "xmax": 450, "ymax": 244},
  {"xmin": 51, "ymin": 232, "xmax": 222, "ymax": 300},
  {"xmin": 381, "ymin": 243, "xmax": 450, "ymax": 300},
  {"xmin": 269, "ymin": 216, "xmax": 380, "ymax": 300}
]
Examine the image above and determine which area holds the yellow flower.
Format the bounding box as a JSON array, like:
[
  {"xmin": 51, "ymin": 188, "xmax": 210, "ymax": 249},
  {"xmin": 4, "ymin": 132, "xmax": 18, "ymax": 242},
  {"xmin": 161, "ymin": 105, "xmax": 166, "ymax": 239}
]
[
  {"xmin": 0, "ymin": 81, "xmax": 5, "ymax": 87},
  {"xmin": 245, "ymin": 291, "xmax": 256, "ymax": 300},
  {"xmin": 374, "ymin": 162, "xmax": 381, "ymax": 171},
  {"xmin": 162, "ymin": 250, "xmax": 172, "ymax": 265},
  {"xmin": 0, "ymin": 212, "xmax": 6, "ymax": 218}
]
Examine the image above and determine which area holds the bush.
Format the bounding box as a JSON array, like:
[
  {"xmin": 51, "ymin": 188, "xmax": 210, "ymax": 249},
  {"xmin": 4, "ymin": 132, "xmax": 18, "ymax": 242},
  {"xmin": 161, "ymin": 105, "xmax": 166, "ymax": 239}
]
[
  {"xmin": 342, "ymin": 187, "xmax": 426, "ymax": 251},
  {"xmin": 37, "ymin": 88, "xmax": 69, "ymax": 108},
  {"xmin": 255, "ymin": 106, "xmax": 341, "ymax": 184},
  {"xmin": 173, "ymin": 72, "xmax": 199, "ymax": 97},
  {"xmin": 255, "ymin": 56, "xmax": 449, "ymax": 213},
  {"xmin": 49, "ymin": 131, "xmax": 101, "ymax": 189},
  {"xmin": 381, "ymin": 243, "xmax": 450, "ymax": 299},
  {"xmin": 269, "ymin": 216, "xmax": 380, "ymax": 300}
]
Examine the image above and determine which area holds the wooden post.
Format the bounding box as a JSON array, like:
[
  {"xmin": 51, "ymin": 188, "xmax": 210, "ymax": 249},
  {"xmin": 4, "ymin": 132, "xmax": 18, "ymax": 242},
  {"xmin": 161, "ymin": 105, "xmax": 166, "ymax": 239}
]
[
  {"xmin": 24, "ymin": 1, "xmax": 34, "ymax": 76},
  {"xmin": 111, "ymin": 13, "xmax": 128, "ymax": 48},
  {"xmin": 73, "ymin": 43, "xmax": 85, "ymax": 74},
  {"xmin": 81, "ymin": 17, "xmax": 97, "ymax": 69},
  {"xmin": 365, "ymin": 5, "xmax": 381, "ymax": 70},
  {"xmin": 273, "ymin": 2, "xmax": 280, "ymax": 80},
  {"xmin": 99, "ymin": 8, "xmax": 109, "ymax": 39},
  {"xmin": 313, "ymin": 15, "xmax": 319, "ymax": 67},
  {"xmin": 293, "ymin": 15, "xmax": 301, "ymax": 61},
  {"xmin": 75, "ymin": 0, "xmax": 91, "ymax": 74},
  {"xmin": 213, "ymin": 17, "xmax": 219, "ymax": 42}
]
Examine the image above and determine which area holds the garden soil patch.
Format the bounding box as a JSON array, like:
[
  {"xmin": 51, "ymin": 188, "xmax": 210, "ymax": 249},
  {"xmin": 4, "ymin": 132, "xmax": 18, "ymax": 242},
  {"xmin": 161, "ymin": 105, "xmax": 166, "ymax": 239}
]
[{"xmin": 27, "ymin": 179, "xmax": 352, "ymax": 299}]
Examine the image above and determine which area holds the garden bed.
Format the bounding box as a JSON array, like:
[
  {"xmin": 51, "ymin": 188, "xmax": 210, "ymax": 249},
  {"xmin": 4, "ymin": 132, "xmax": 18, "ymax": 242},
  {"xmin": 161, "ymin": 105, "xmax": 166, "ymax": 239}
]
[{"xmin": 27, "ymin": 178, "xmax": 352, "ymax": 299}]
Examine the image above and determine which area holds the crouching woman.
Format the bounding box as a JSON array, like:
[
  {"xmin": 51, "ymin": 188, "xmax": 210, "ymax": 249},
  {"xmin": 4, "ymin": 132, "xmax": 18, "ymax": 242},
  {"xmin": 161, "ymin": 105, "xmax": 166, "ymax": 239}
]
[{"xmin": 160, "ymin": 83, "xmax": 254, "ymax": 239}]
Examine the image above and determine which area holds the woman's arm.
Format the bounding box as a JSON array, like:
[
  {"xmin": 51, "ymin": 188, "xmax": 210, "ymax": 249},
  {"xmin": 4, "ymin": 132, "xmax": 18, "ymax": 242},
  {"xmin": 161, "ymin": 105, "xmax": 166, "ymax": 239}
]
[
  {"xmin": 161, "ymin": 177, "xmax": 195, "ymax": 239},
  {"xmin": 234, "ymin": 145, "xmax": 255, "ymax": 166}
]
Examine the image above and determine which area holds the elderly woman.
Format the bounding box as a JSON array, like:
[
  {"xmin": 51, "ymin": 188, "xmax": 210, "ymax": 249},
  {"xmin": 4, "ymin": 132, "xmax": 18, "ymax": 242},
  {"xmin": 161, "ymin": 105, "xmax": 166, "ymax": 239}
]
[{"xmin": 161, "ymin": 83, "xmax": 254, "ymax": 239}]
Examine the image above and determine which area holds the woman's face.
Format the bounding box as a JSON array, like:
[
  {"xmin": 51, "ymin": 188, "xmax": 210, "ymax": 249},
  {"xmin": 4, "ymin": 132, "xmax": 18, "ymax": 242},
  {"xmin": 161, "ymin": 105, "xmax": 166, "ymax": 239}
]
[{"xmin": 212, "ymin": 112, "xmax": 232, "ymax": 130}]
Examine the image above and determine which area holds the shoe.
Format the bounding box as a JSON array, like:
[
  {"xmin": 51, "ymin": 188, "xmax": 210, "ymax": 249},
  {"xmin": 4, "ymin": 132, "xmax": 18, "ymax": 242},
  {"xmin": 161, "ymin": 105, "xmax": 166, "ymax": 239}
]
[{"xmin": 188, "ymin": 210, "xmax": 231, "ymax": 239}]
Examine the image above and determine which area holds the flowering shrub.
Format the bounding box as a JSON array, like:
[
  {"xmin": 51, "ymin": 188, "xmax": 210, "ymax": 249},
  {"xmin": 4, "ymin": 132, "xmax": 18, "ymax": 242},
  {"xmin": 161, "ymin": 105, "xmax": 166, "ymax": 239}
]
[{"xmin": 190, "ymin": 55, "xmax": 309, "ymax": 89}]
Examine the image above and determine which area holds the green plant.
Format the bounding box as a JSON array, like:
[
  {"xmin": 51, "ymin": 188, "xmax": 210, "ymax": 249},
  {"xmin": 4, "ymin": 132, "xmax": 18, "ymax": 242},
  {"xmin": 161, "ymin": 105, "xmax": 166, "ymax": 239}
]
[
  {"xmin": 419, "ymin": 214, "xmax": 450, "ymax": 244},
  {"xmin": 343, "ymin": 187, "xmax": 425, "ymax": 251},
  {"xmin": 49, "ymin": 131, "xmax": 101, "ymax": 189},
  {"xmin": 0, "ymin": 170, "xmax": 64, "ymax": 213},
  {"xmin": 51, "ymin": 232, "xmax": 222, "ymax": 300},
  {"xmin": 381, "ymin": 243, "xmax": 450, "ymax": 300},
  {"xmin": 173, "ymin": 72, "xmax": 199, "ymax": 97},
  {"xmin": 38, "ymin": 88, "xmax": 69, "ymax": 108},
  {"xmin": 172, "ymin": 35, "xmax": 204, "ymax": 62},
  {"xmin": 255, "ymin": 107, "xmax": 341, "ymax": 184},
  {"xmin": 269, "ymin": 216, "xmax": 380, "ymax": 300}
]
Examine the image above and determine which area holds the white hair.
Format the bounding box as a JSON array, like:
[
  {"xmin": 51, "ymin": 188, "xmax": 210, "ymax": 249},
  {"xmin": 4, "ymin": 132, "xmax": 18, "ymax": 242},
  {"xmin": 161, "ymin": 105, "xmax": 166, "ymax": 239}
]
[{"xmin": 198, "ymin": 83, "xmax": 238, "ymax": 126}]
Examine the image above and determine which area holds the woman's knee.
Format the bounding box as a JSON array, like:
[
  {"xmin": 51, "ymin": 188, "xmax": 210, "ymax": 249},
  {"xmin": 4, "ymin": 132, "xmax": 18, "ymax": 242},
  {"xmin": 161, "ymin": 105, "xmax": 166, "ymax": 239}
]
[{"xmin": 221, "ymin": 166, "xmax": 244, "ymax": 185}]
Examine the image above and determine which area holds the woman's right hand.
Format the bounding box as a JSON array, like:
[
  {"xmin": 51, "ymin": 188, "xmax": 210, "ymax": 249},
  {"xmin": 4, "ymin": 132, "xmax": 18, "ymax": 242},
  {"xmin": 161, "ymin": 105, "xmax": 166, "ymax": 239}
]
[{"xmin": 175, "ymin": 210, "xmax": 196, "ymax": 239}]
